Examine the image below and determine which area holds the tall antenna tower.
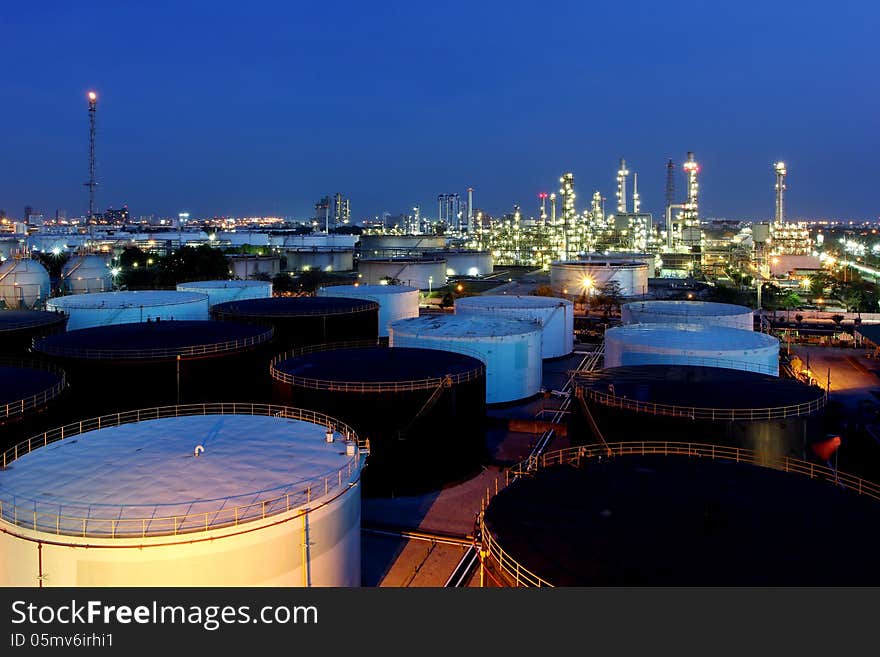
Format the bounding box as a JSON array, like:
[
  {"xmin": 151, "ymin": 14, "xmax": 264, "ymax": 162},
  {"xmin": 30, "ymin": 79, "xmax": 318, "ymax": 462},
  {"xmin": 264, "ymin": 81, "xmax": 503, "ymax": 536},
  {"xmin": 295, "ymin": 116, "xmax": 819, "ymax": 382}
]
[
  {"xmin": 774, "ymin": 161, "xmax": 786, "ymax": 223},
  {"xmin": 682, "ymin": 152, "xmax": 700, "ymax": 226},
  {"xmin": 616, "ymin": 158, "xmax": 629, "ymax": 214},
  {"xmin": 664, "ymin": 158, "xmax": 675, "ymax": 218},
  {"xmin": 85, "ymin": 91, "xmax": 98, "ymax": 225}
]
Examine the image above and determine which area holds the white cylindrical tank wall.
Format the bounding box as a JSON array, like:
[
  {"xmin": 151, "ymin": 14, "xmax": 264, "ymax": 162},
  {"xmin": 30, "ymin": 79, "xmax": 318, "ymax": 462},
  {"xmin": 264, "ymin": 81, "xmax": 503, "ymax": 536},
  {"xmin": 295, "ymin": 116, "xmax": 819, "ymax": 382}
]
[
  {"xmin": 176, "ymin": 280, "xmax": 272, "ymax": 307},
  {"xmin": 358, "ymin": 258, "xmax": 447, "ymax": 290},
  {"xmin": 455, "ymin": 295, "xmax": 573, "ymax": 359},
  {"xmin": 359, "ymin": 234, "xmax": 447, "ymax": 254},
  {"xmin": 0, "ymin": 411, "xmax": 362, "ymax": 586},
  {"xmin": 0, "ymin": 259, "xmax": 51, "ymax": 310},
  {"xmin": 604, "ymin": 323, "xmax": 779, "ymax": 376},
  {"xmin": 752, "ymin": 223, "xmax": 771, "ymax": 243},
  {"xmin": 61, "ymin": 254, "xmax": 112, "ymax": 294},
  {"xmin": 550, "ymin": 259, "xmax": 648, "ymax": 297},
  {"xmin": 389, "ymin": 314, "xmax": 542, "ymax": 403},
  {"xmin": 318, "ymin": 284, "xmax": 419, "ymax": 337},
  {"xmin": 286, "ymin": 249, "xmax": 354, "ymax": 272},
  {"xmin": 227, "ymin": 255, "xmax": 281, "ymax": 280},
  {"xmin": 621, "ymin": 301, "xmax": 754, "ymax": 331},
  {"xmin": 47, "ymin": 291, "xmax": 210, "ymax": 330},
  {"xmin": 437, "ymin": 251, "xmax": 494, "ymax": 277}
]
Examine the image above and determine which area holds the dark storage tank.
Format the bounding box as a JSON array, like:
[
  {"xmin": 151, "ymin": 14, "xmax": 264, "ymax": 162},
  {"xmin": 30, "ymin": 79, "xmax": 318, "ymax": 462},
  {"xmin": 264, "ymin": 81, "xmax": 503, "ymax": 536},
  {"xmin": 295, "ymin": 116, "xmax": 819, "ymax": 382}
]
[
  {"xmin": 571, "ymin": 365, "xmax": 827, "ymax": 462},
  {"xmin": 0, "ymin": 359, "xmax": 66, "ymax": 450},
  {"xmin": 33, "ymin": 320, "xmax": 274, "ymax": 418},
  {"xmin": 480, "ymin": 446, "xmax": 880, "ymax": 585},
  {"xmin": 0, "ymin": 310, "xmax": 67, "ymax": 357},
  {"xmin": 211, "ymin": 297, "xmax": 379, "ymax": 352},
  {"xmin": 271, "ymin": 344, "xmax": 486, "ymax": 496}
]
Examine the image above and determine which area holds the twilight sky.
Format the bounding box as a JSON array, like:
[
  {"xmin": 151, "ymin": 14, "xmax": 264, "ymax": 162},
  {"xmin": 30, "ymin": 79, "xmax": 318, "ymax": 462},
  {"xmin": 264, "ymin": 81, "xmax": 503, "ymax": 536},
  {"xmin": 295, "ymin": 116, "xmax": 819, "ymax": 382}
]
[{"xmin": 1, "ymin": 0, "xmax": 878, "ymax": 222}]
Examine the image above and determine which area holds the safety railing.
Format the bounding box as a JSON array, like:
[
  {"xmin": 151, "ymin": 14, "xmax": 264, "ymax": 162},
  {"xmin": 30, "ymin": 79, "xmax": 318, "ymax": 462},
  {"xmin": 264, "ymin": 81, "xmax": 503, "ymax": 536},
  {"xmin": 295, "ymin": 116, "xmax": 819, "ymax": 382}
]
[
  {"xmin": 578, "ymin": 386, "xmax": 827, "ymax": 421},
  {"xmin": 0, "ymin": 403, "xmax": 366, "ymax": 539},
  {"xmin": 270, "ymin": 341, "xmax": 486, "ymax": 393},
  {"xmin": 479, "ymin": 441, "xmax": 880, "ymax": 587},
  {"xmin": 0, "ymin": 359, "xmax": 66, "ymax": 420},
  {"xmin": 212, "ymin": 298, "xmax": 379, "ymax": 317},
  {"xmin": 605, "ymin": 355, "xmax": 779, "ymax": 376},
  {"xmin": 0, "ymin": 312, "xmax": 66, "ymax": 332},
  {"xmin": 34, "ymin": 328, "xmax": 273, "ymax": 360}
]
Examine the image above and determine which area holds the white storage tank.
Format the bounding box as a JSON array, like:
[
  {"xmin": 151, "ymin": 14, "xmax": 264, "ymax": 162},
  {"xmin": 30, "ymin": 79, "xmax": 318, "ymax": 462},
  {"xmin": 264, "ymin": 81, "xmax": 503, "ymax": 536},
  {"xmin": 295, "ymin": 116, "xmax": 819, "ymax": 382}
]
[
  {"xmin": 621, "ymin": 301, "xmax": 754, "ymax": 331},
  {"xmin": 286, "ymin": 248, "xmax": 354, "ymax": 272},
  {"xmin": 318, "ymin": 284, "xmax": 419, "ymax": 337},
  {"xmin": 551, "ymin": 258, "xmax": 649, "ymax": 297},
  {"xmin": 61, "ymin": 254, "xmax": 112, "ymax": 294},
  {"xmin": 47, "ymin": 291, "xmax": 210, "ymax": 330},
  {"xmin": 0, "ymin": 405, "xmax": 363, "ymax": 586},
  {"xmin": 227, "ymin": 255, "xmax": 281, "ymax": 280},
  {"xmin": 0, "ymin": 259, "xmax": 51, "ymax": 310},
  {"xmin": 389, "ymin": 314, "xmax": 542, "ymax": 404},
  {"xmin": 176, "ymin": 279, "xmax": 272, "ymax": 307},
  {"xmin": 359, "ymin": 234, "xmax": 447, "ymax": 254},
  {"xmin": 604, "ymin": 323, "xmax": 779, "ymax": 376},
  {"xmin": 455, "ymin": 295, "xmax": 573, "ymax": 359},
  {"xmin": 436, "ymin": 250, "xmax": 494, "ymax": 277},
  {"xmin": 357, "ymin": 257, "xmax": 447, "ymax": 290}
]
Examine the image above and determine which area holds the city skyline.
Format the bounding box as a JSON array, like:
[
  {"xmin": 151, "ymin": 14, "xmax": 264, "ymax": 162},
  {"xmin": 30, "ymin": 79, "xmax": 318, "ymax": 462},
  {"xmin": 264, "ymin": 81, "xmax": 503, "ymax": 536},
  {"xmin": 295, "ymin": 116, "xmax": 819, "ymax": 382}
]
[{"xmin": 2, "ymin": 1, "xmax": 877, "ymax": 222}]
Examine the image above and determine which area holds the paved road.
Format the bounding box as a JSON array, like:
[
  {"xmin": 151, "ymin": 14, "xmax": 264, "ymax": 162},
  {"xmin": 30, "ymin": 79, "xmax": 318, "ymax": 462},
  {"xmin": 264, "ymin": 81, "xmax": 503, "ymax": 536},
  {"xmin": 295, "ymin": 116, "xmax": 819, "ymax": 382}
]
[{"xmin": 792, "ymin": 345, "xmax": 880, "ymax": 410}]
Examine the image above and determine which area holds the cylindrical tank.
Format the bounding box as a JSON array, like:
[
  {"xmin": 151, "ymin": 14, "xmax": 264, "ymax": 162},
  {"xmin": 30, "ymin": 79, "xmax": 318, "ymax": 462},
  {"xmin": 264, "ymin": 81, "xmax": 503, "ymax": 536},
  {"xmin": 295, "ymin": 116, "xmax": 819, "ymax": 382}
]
[
  {"xmin": 433, "ymin": 251, "xmax": 494, "ymax": 277},
  {"xmin": 0, "ymin": 359, "xmax": 66, "ymax": 446},
  {"xmin": 271, "ymin": 345, "xmax": 486, "ymax": 496},
  {"xmin": 752, "ymin": 222, "xmax": 771, "ymax": 243},
  {"xmin": 227, "ymin": 255, "xmax": 281, "ymax": 280},
  {"xmin": 359, "ymin": 234, "xmax": 447, "ymax": 254},
  {"xmin": 176, "ymin": 279, "xmax": 273, "ymax": 307},
  {"xmin": 572, "ymin": 365, "xmax": 826, "ymax": 461},
  {"xmin": 550, "ymin": 258, "xmax": 648, "ymax": 297},
  {"xmin": 480, "ymin": 445, "xmax": 880, "ymax": 585},
  {"xmin": 61, "ymin": 254, "xmax": 112, "ymax": 294},
  {"xmin": 286, "ymin": 248, "xmax": 354, "ymax": 272},
  {"xmin": 318, "ymin": 284, "xmax": 419, "ymax": 337},
  {"xmin": 0, "ymin": 259, "xmax": 51, "ymax": 310},
  {"xmin": 0, "ymin": 310, "xmax": 67, "ymax": 357},
  {"xmin": 34, "ymin": 320, "xmax": 274, "ymax": 418},
  {"xmin": 0, "ymin": 405, "xmax": 363, "ymax": 586},
  {"xmin": 621, "ymin": 301, "xmax": 754, "ymax": 331},
  {"xmin": 604, "ymin": 323, "xmax": 779, "ymax": 375},
  {"xmin": 389, "ymin": 314, "xmax": 542, "ymax": 404},
  {"xmin": 211, "ymin": 297, "xmax": 379, "ymax": 353},
  {"xmin": 357, "ymin": 257, "xmax": 447, "ymax": 290},
  {"xmin": 46, "ymin": 291, "xmax": 210, "ymax": 330},
  {"xmin": 455, "ymin": 295, "xmax": 573, "ymax": 359}
]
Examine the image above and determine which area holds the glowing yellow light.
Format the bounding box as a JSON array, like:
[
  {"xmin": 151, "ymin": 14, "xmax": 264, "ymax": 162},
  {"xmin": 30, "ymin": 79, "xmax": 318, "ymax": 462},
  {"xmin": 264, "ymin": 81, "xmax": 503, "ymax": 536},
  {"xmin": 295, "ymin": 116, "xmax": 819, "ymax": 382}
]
[
  {"xmin": 456, "ymin": 284, "xmax": 464, "ymax": 292},
  {"xmin": 581, "ymin": 276, "xmax": 594, "ymax": 290},
  {"xmin": 88, "ymin": 91, "xmax": 97, "ymax": 101}
]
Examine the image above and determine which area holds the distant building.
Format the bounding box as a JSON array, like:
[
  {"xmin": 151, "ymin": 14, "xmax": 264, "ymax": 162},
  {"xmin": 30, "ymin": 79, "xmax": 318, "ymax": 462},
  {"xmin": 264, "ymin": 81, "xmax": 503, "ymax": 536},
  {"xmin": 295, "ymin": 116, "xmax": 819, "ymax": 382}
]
[{"xmin": 102, "ymin": 205, "xmax": 130, "ymax": 224}]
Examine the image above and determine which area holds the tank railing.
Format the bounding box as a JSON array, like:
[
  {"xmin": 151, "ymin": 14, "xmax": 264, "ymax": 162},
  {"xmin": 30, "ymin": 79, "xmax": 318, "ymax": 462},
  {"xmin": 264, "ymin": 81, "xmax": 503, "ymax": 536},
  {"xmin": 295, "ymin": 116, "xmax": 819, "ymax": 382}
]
[
  {"xmin": 34, "ymin": 329, "xmax": 274, "ymax": 360},
  {"xmin": 0, "ymin": 313, "xmax": 66, "ymax": 332},
  {"xmin": 0, "ymin": 359, "xmax": 66, "ymax": 420},
  {"xmin": 269, "ymin": 341, "xmax": 486, "ymax": 393},
  {"xmin": 213, "ymin": 299, "xmax": 379, "ymax": 318},
  {"xmin": 599, "ymin": 355, "xmax": 779, "ymax": 376},
  {"xmin": 479, "ymin": 441, "xmax": 880, "ymax": 587},
  {"xmin": 0, "ymin": 403, "xmax": 365, "ymax": 539},
  {"xmin": 578, "ymin": 386, "xmax": 828, "ymax": 421}
]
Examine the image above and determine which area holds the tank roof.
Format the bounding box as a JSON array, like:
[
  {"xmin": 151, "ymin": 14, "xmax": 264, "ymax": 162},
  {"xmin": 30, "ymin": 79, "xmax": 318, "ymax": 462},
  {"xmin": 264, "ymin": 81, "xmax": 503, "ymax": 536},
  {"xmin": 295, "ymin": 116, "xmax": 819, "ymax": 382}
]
[
  {"xmin": 0, "ymin": 414, "xmax": 356, "ymax": 536},
  {"xmin": 358, "ymin": 256, "xmax": 446, "ymax": 263},
  {"xmin": 605, "ymin": 323, "xmax": 778, "ymax": 350},
  {"xmin": 578, "ymin": 365, "xmax": 824, "ymax": 413},
  {"xmin": 48, "ymin": 290, "xmax": 207, "ymax": 309},
  {"xmin": 456, "ymin": 295, "xmax": 572, "ymax": 309},
  {"xmin": 0, "ymin": 365, "xmax": 63, "ymax": 408},
  {"xmin": 0, "ymin": 310, "xmax": 66, "ymax": 333},
  {"xmin": 34, "ymin": 320, "xmax": 272, "ymax": 360},
  {"xmin": 622, "ymin": 300, "xmax": 752, "ymax": 316},
  {"xmin": 178, "ymin": 279, "xmax": 270, "ymax": 289},
  {"xmin": 391, "ymin": 313, "xmax": 541, "ymax": 339},
  {"xmin": 212, "ymin": 296, "xmax": 378, "ymax": 317},
  {"xmin": 484, "ymin": 455, "xmax": 880, "ymax": 585},
  {"xmin": 320, "ymin": 284, "xmax": 418, "ymax": 295},
  {"xmin": 274, "ymin": 346, "xmax": 483, "ymax": 387}
]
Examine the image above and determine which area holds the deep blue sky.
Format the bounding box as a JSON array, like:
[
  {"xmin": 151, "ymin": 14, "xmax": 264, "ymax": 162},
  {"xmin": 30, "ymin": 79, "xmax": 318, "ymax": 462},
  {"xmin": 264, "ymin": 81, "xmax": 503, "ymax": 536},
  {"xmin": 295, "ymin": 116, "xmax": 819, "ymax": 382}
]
[{"xmin": 2, "ymin": 1, "xmax": 878, "ymax": 222}]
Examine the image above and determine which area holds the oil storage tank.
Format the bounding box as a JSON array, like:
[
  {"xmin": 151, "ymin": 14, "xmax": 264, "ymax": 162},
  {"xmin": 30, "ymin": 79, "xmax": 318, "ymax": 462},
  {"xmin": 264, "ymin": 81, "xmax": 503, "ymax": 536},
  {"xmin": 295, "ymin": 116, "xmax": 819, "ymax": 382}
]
[
  {"xmin": 0, "ymin": 310, "xmax": 67, "ymax": 357},
  {"xmin": 621, "ymin": 300, "xmax": 754, "ymax": 331},
  {"xmin": 47, "ymin": 291, "xmax": 210, "ymax": 330},
  {"xmin": 0, "ymin": 405, "xmax": 363, "ymax": 586},
  {"xmin": 61, "ymin": 254, "xmax": 112, "ymax": 294},
  {"xmin": 286, "ymin": 248, "xmax": 354, "ymax": 272},
  {"xmin": 318, "ymin": 284, "xmax": 419, "ymax": 337},
  {"xmin": 479, "ymin": 443, "xmax": 880, "ymax": 586},
  {"xmin": 435, "ymin": 250, "xmax": 494, "ymax": 277},
  {"xmin": 211, "ymin": 297, "xmax": 379, "ymax": 352},
  {"xmin": 389, "ymin": 314, "xmax": 542, "ymax": 404},
  {"xmin": 271, "ymin": 345, "xmax": 486, "ymax": 496},
  {"xmin": 571, "ymin": 365, "xmax": 826, "ymax": 461},
  {"xmin": 551, "ymin": 257, "xmax": 648, "ymax": 297},
  {"xmin": 359, "ymin": 234, "xmax": 446, "ymax": 255},
  {"xmin": 34, "ymin": 320, "xmax": 274, "ymax": 417},
  {"xmin": 176, "ymin": 279, "xmax": 272, "ymax": 307},
  {"xmin": 455, "ymin": 295, "xmax": 573, "ymax": 359},
  {"xmin": 0, "ymin": 360, "xmax": 66, "ymax": 446},
  {"xmin": 0, "ymin": 259, "xmax": 51, "ymax": 310},
  {"xmin": 357, "ymin": 257, "xmax": 446, "ymax": 289},
  {"xmin": 604, "ymin": 323, "xmax": 779, "ymax": 375}
]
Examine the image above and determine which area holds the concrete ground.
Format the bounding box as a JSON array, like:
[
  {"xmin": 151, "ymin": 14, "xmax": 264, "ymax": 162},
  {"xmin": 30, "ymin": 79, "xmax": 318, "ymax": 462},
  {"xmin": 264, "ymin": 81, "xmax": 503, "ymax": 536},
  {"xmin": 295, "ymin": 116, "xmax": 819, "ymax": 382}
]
[{"xmin": 792, "ymin": 345, "xmax": 879, "ymax": 410}]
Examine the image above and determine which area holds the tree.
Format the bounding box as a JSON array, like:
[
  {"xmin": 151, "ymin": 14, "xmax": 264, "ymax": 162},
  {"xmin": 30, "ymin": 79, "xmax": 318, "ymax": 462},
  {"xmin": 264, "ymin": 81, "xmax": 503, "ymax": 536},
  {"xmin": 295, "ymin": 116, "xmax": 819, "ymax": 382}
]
[
  {"xmin": 595, "ymin": 281, "xmax": 623, "ymax": 318},
  {"xmin": 795, "ymin": 313, "xmax": 804, "ymax": 327},
  {"xmin": 154, "ymin": 245, "xmax": 230, "ymax": 287},
  {"xmin": 832, "ymin": 314, "xmax": 845, "ymax": 328},
  {"xmin": 530, "ymin": 285, "xmax": 557, "ymax": 298},
  {"xmin": 782, "ymin": 292, "xmax": 802, "ymax": 321}
]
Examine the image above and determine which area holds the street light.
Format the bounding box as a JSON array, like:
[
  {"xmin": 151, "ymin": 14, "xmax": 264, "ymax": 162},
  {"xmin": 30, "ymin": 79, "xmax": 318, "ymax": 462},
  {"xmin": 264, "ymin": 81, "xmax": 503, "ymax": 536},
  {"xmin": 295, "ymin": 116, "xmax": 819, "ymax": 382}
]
[{"xmin": 428, "ymin": 276, "xmax": 433, "ymax": 294}]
